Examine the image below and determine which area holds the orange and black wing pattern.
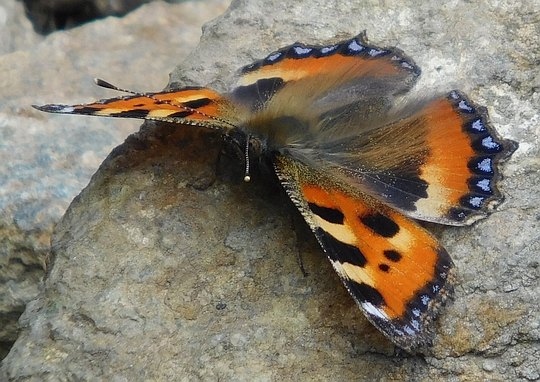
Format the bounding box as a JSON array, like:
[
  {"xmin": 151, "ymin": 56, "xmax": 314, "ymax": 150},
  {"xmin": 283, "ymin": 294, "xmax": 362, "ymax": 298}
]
[
  {"xmin": 33, "ymin": 83, "xmax": 236, "ymax": 131},
  {"xmin": 33, "ymin": 33, "xmax": 517, "ymax": 352},
  {"xmin": 275, "ymin": 155, "xmax": 454, "ymax": 350},
  {"xmin": 230, "ymin": 33, "xmax": 420, "ymax": 112},
  {"xmin": 318, "ymin": 91, "xmax": 517, "ymax": 226}
]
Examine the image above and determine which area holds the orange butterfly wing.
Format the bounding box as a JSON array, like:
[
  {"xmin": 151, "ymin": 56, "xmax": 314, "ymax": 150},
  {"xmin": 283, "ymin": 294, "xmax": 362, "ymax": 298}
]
[
  {"xmin": 230, "ymin": 33, "xmax": 420, "ymax": 112},
  {"xmin": 33, "ymin": 85, "xmax": 236, "ymax": 131},
  {"xmin": 417, "ymin": 92, "xmax": 517, "ymax": 224},
  {"xmin": 310, "ymin": 91, "xmax": 517, "ymax": 226},
  {"xmin": 275, "ymin": 155, "xmax": 454, "ymax": 350}
]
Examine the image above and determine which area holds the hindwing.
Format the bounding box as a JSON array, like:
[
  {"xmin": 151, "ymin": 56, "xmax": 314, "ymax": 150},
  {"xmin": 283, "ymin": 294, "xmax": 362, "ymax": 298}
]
[
  {"xmin": 309, "ymin": 91, "xmax": 518, "ymax": 226},
  {"xmin": 274, "ymin": 155, "xmax": 455, "ymax": 350}
]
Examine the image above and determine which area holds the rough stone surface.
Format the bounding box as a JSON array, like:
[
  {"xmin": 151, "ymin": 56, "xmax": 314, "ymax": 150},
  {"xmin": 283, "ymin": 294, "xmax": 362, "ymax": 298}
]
[
  {"xmin": 0, "ymin": 0, "xmax": 229, "ymax": 360},
  {"xmin": 2, "ymin": 0, "xmax": 539, "ymax": 380}
]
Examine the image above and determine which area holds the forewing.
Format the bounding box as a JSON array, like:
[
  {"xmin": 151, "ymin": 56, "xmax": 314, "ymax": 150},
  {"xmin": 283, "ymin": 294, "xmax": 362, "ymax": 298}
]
[
  {"xmin": 230, "ymin": 33, "xmax": 420, "ymax": 114},
  {"xmin": 34, "ymin": 86, "xmax": 237, "ymax": 131},
  {"xmin": 274, "ymin": 155, "xmax": 454, "ymax": 351}
]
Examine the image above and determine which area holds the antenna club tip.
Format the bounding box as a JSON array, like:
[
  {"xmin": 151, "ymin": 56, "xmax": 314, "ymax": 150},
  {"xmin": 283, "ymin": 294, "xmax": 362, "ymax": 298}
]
[{"xmin": 243, "ymin": 175, "xmax": 251, "ymax": 183}]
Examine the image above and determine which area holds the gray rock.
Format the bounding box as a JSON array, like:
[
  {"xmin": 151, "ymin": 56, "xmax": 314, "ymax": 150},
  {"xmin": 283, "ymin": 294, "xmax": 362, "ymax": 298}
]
[
  {"xmin": 0, "ymin": 0, "xmax": 42, "ymax": 55},
  {"xmin": 0, "ymin": 0, "xmax": 229, "ymax": 361},
  {"xmin": 2, "ymin": 0, "xmax": 539, "ymax": 380}
]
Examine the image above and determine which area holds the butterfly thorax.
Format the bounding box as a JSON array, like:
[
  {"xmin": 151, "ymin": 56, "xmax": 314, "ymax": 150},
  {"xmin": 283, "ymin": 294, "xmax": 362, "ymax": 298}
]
[{"xmin": 252, "ymin": 114, "xmax": 312, "ymax": 148}]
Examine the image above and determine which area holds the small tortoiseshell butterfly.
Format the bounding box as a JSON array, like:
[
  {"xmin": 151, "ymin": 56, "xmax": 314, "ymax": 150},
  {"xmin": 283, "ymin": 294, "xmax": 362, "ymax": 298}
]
[{"xmin": 34, "ymin": 33, "xmax": 517, "ymax": 351}]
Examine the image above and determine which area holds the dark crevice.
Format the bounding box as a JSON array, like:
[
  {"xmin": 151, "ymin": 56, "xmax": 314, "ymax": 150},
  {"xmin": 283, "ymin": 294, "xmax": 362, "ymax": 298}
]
[{"xmin": 20, "ymin": 0, "xmax": 152, "ymax": 35}]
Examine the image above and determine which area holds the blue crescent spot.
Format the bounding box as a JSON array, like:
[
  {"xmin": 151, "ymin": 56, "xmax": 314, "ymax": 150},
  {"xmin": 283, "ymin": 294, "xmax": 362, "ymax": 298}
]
[
  {"xmin": 476, "ymin": 178, "xmax": 491, "ymax": 192},
  {"xmin": 471, "ymin": 119, "xmax": 487, "ymax": 132},
  {"xmin": 293, "ymin": 46, "xmax": 312, "ymax": 55},
  {"xmin": 347, "ymin": 39, "xmax": 364, "ymax": 52},
  {"xmin": 320, "ymin": 45, "xmax": 339, "ymax": 54},
  {"xmin": 266, "ymin": 52, "xmax": 282, "ymax": 62},
  {"xmin": 482, "ymin": 136, "xmax": 500, "ymax": 150},
  {"xmin": 477, "ymin": 158, "xmax": 493, "ymax": 173}
]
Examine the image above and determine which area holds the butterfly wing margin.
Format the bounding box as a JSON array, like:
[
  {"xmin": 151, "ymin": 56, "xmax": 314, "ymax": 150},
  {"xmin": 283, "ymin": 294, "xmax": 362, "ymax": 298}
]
[
  {"xmin": 34, "ymin": 86, "xmax": 238, "ymax": 131},
  {"xmin": 274, "ymin": 154, "xmax": 455, "ymax": 350}
]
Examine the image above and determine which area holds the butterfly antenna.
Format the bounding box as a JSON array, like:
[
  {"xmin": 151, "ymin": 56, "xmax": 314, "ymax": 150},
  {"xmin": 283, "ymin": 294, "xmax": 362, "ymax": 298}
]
[
  {"xmin": 94, "ymin": 78, "xmax": 143, "ymax": 96},
  {"xmin": 244, "ymin": 135, "xmax": 251, "ymax": 182}
]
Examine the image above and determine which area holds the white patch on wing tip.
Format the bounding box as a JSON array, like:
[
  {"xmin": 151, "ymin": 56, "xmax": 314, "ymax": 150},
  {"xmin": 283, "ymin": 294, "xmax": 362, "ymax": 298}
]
[
  {"xmin": 404, "ymin": 325, "xmax": 415, "ymax": 335},
  {"xmin": 61, "ymin": 106, "xmax": 75, "ymax": 113},
  {"xmin": 293, "ymin": 46, "xmax": 312, "ymax": 55},
  {"xmin": 362, "ymin": 302, "xmax": 388, "ymax": 320}
]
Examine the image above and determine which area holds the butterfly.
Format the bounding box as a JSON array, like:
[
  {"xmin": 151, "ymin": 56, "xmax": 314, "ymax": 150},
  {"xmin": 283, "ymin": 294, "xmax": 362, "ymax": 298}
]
[{"xmin": 33, "ymin": 32, "xmax": 517, "ymax": 351}]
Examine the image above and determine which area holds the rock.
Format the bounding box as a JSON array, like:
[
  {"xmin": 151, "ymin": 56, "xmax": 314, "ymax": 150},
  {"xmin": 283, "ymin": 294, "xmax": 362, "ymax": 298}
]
[
  {"xmin": 0, "ymin": 0, "xmax": 42, "ymax": 55},
  {"xmin": 2, "ymin": 0, "xmax": 539, "ymax": 380},
  {"xmin": 0, "ymin": 0, "xmax": 229, "ymax": 361},
  {"xmin": 22, "ymin": 0, "xmax": 152, "ymax": 34}
]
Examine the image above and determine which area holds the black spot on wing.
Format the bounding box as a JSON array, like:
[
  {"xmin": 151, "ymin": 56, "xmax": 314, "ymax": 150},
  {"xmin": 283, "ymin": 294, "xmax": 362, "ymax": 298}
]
[
  {"xmin": 74, "ymin": 106, "xmax": 102, "ymax": 115},
  {"xmin": 379, "ymin": 264, "xmax": 390, "ymax": 272},
  {"xmin": 307, "ymin": 203, "xmax": 344, "ymax": 224},
  {"xmin": 231, "ymin": 77, "xmax": 285, "ymax": 111},
  {"xmin": 110, "ymin": 109, "xmax": 150, "ymax": 118},
  {"xmin": 167, "ymin": 111, "xmax": 193, "ymax": 118},
  {"xmin": 360, "ymin": 213, "xmax": 399, "ymax": 238},
  {"xmin": 383, "ymin": 250, "xmax": 402, "ymax": 262},
  {"xmin": 348, "ymin": 279, "xmax": 385, "ymax": 306},
  {"xmin": 182, "ymin": 98, "xmax": 212, "ymax": 109},
  {"xmin": 314, "ymin": 228, "xmax": 366, "ymax": 267},
  {"xmin": 359, "ymin": 171, "xmax": 429, "ymax": 212}
]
